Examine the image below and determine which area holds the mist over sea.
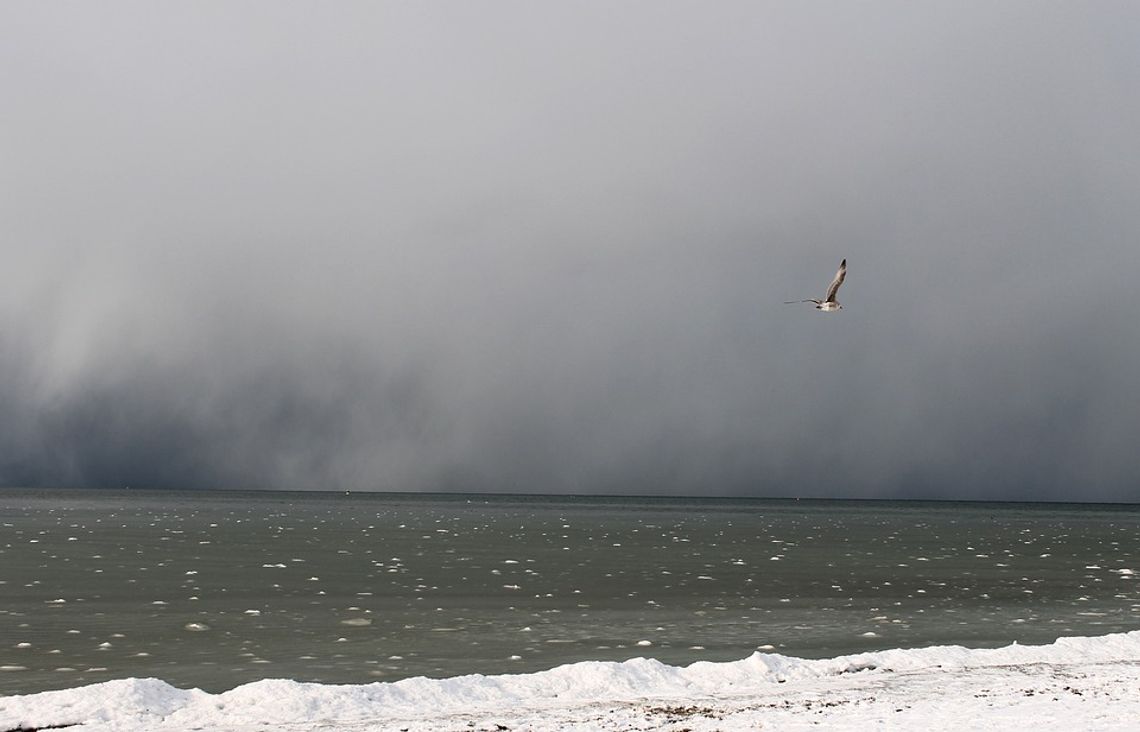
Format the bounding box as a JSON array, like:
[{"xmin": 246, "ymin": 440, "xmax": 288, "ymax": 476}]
[{"xmin": 2, "ymin": 489, "xmax": 1137, "ymax": 695}]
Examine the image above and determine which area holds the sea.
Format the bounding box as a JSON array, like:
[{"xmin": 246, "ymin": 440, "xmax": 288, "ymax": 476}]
[{"xmin": 1, "ymin": 489, "xmax": 1137, "ymax": 696}]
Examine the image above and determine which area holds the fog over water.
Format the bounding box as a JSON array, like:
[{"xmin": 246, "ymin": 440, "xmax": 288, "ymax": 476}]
[{"xmin": 3, "ymin": 2, "xmax": 1140, "ymax": 499}]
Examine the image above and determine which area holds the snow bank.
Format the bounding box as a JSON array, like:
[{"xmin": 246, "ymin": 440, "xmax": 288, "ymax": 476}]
[{"xmin": 3, "ymin": 631, "xmax": 1139, "ymax": 731}]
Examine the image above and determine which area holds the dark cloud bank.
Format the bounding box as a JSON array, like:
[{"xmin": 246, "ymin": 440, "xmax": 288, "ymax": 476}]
[{"xmin": 3, "ymin": 2, "xmax": 1139, "ymax": 501}]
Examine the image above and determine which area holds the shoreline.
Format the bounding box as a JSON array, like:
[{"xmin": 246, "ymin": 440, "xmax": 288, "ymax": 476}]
[{"xmin": 4, "ymin": 630, "xmax": 1139, "ymax": 731}]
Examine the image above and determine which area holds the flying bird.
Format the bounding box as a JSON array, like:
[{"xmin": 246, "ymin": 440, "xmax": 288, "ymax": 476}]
[{"xmin": 785, "ymin": 259, "xmax": 847, "ymax": 311}]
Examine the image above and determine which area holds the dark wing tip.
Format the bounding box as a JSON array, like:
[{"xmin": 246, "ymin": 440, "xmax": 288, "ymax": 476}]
[{"xmin": 841, "ymin": 258, "xmax": 846, "ymax": 266}]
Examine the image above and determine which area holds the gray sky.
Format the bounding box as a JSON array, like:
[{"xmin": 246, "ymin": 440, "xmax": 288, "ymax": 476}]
[{"xmin": 3, "ymin": 1, "xmax": 1139, "ymax": 500}]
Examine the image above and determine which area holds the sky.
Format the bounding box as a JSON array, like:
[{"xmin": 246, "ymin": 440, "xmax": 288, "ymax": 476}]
[{"xmin": 2, "ymin": 1, "xmax": 1139, "ymax": 501}]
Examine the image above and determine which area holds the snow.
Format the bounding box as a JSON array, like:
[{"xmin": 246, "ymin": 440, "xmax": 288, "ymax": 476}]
[{"xmin": 2, "ymin": 631, "xmax": 1140, "ymax": 731}]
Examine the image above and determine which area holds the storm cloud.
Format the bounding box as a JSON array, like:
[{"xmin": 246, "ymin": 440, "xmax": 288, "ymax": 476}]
[{"xmin": 3, "ymin": 2, "xmax": 1139, "ymax": 500}]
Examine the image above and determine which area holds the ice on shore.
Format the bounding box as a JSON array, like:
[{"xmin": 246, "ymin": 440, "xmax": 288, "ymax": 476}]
[{"xmin": 2, "ymin": 631, "xmax": 1140, "ymax": 731}]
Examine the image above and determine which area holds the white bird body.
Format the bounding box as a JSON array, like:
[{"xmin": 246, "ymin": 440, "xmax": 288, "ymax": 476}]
[{"xmin": 785, "ymin": 259, "xmax": 847, "ymax": 311}]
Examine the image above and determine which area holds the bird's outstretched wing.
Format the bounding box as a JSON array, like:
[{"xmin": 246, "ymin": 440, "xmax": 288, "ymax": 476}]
[
  {"xmin": 824, "ymin": 259, "xmax": 846, "ymax": 303},
  {"xmin": 784, "ymin": 299, "xmax": 821, "ymax": 305}
]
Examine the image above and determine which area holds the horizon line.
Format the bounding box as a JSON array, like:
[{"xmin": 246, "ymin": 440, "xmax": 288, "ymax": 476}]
[{"xmin": 4, "ymin": 484, "xmax": 1139, "ymax": 507}]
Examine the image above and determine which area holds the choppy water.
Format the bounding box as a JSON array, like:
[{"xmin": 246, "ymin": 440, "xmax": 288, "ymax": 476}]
[{"xmin": 1, "ymin": 489, "xmax": 1138, "ymax": 695}]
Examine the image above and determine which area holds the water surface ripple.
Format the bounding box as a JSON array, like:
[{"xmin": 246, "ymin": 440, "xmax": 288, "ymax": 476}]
[{"xmin": 1, "ymin": 490, "xmax": 1137, "ymax": 694}]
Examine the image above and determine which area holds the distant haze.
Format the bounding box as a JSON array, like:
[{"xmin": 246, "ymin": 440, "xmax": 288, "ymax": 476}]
[{"xmin": 3, "ymin": 2, "xmax": 1139, "ymax": 500}]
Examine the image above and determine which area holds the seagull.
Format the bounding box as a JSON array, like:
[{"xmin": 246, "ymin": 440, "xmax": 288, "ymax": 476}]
[{"xmin": 785, "ymin": 259, "xmax": 846, "ymax": 311}]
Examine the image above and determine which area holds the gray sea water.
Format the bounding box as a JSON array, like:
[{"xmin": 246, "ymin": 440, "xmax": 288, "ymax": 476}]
[{"xmin": 1, "ymin": 489, "xmax": 1138, "ymax": 695}]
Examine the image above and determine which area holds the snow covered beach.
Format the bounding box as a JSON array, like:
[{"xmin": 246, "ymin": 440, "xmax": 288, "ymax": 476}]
[{"xmin": 4, "ymin": 630, "xmax": 1139, "ymax": 731}]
